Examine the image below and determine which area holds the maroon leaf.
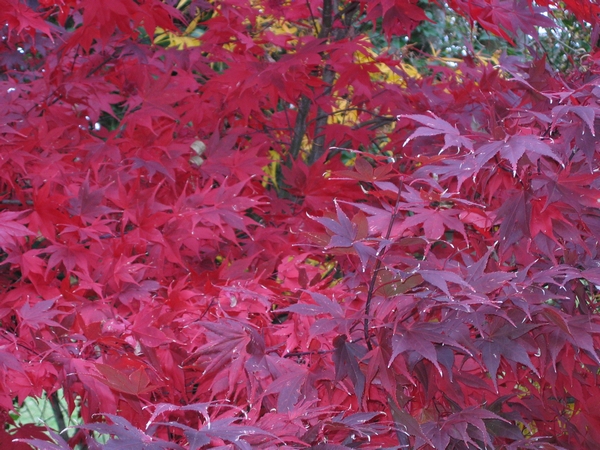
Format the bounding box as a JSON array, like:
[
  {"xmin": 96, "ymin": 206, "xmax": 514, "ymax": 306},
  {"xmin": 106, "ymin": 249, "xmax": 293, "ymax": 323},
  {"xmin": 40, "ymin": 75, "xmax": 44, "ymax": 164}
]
[
  {"xmin": 332, "ymin": 335, "xmax": 367, "ymax": 403},
  {"xmin": 390, "ymin": 329, "xmax": 443, "ymax": 376}
]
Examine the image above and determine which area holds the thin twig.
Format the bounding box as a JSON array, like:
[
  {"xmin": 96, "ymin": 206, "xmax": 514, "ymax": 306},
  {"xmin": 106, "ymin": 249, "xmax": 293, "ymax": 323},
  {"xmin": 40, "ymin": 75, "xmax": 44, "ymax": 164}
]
[
  {"xmin": 313, "ymin": 107, "xmax": 394, "ymax": 123},
  {"xmin": 86, "ymin": 48, "xmax": 121, "ymax": 78},
  {"xmin": 335, "ymin": 2, "xmax": 359, "ymax": 23},
  {"xmin": 284, "ymin": 349, "xmax": 332, "ymax": 358},
  {"xmin": 364, "ymin": 178, "xmax": 404, "ymax": 350},
  {"xmin": 305, "ymin": 0, "xmax": 319, "ymax": 35},
  {"xmin": 308, "ymin": 0, "xmax": 340, "ymax": 165},
  {"xmin": 1, "ymin": 199, "xmax": 33, "ymax": 205},
  {"xmin": 308, "ymin": 66, "xmax": 335, "ymax": 165},
  {"xmin": 284, "ymin": 337, "xmax": 364, "ymax": 358}
]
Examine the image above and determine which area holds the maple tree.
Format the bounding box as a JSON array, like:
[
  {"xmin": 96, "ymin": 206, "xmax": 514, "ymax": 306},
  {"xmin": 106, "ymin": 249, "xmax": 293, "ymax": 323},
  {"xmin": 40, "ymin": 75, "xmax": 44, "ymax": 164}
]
[{"xmin": 1, "ymin": 0, "xmax": 600, "ymax": 448}]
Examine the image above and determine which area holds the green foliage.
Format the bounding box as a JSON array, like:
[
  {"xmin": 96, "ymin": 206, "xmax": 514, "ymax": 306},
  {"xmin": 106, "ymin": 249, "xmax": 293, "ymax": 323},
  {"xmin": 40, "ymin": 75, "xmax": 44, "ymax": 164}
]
[{"xmin": 406, "ymin": 2, "xmax": 592, "ymax": 72}]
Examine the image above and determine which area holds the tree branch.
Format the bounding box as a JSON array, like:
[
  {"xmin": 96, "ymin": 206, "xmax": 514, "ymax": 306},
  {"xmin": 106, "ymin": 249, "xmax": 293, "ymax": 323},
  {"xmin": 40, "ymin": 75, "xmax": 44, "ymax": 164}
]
[
  {"xmin": 308, "ymin": 0, "xmax": 360, "ymax": 165},
  {"xmin": 291, "ymin": 1, "xmax": 362, "ymax": 164},
  {"xmin": 289, "ymin": 95, "xmax": 311, "ymax": 160},
  {"xmin": 1, "ymin": 199, "xmax": 33, "ymax": 206},
  {"xmin": 49, "ymin": 391, "xmax": 68, "ymax": 439}
]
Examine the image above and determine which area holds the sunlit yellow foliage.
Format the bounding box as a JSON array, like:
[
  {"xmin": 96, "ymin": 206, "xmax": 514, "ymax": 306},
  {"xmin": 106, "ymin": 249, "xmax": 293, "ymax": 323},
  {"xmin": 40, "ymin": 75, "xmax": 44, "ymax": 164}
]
[
  {"xmin": 256, "ymin": 16, "xmax": 305, "ymax": 37},
  {"xmin": 154, "ymin": 0, "xmax": 210, "ymax": 49},
  {"xmin": 154, "ymin": 11, "xmax": 203, "ymax": 49},
  {"xmin": 355, "ymin": 42, "xmax": 421, "ymax": 86},
  {"xmin": 262, "ymin": 150, "xmax": 282, "ymax": 189},
  {"xmin": 328, "ymin": 97, "xmax": 358, "ymax": 126},
  {"xmin": 428, "ymin": 44, "xmax": 502, "ymax": 67},
  {"xmin": 156, "ymin": 0, "xmax": 477, "ymax": 188}
]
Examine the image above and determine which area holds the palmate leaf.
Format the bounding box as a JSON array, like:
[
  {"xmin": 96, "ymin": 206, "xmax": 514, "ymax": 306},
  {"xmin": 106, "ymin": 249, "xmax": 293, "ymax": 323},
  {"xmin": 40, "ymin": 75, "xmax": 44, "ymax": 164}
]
[
  {"xmin": 262, "ymin": 368, "xmax": 310, "ymax": 413},
  {"xmin": 93, "ymin": 364, "xmax": 157, "ymax": 396},
  {"xmin": 398, "ymin": 207, "xmax": 469, "ymax": 242},
  {"xmin": 67, "ymin": 177, "xmax": 117, "ymax": 222},
  {"xmin": 474, "ymin": 317, "xmax": 541, "ymax": 392},
  {"xmin": 2, "ymin": 0, "xmax": 54, "ymax": 41},
  {"xmin": 310, "ymin": 203, "xmax": 377, "ymax": 269},
  {"xmin": 0, "ymin": 210, "xmax": 34, "ymax": 248},
  {"xmin": 2, "ymin": 0, "xmax": 600, "ymax": 447},
  {"xmin": 146, "ymin": 402, "xmax": 214, "ymax": 429},
  {"xmin": 495, "ymin": 190, "xmax": 530, "ymax": 251},
  {"xmin": 79, "ymin": 414, "xmax": 183, "ymax": 450},
  {"xmin": 475, "ymin": 135, "xmax": 562, "ymax": 172},
  {"xmin": 419, "ymin": 269, "xmax": 472, "ymax": 298},
  {"xmin": 150, "ymin": 418, "xmax": 275, "ymax": 450},
  {"xmin": 283, "ymin": 291, "xmax": 344, "ymax": 318},
  {"xmin": 551, "ymin": 105, "xmax": 597, "ymax": 136},
  {"xmin": 418, "ymin": 407, "xmax": 507, "ymax": 449},
  {"xmin": 43, "ymin": 241, "xmax": 97, "ymax": 277},
  {"xmin": 391, "ymin": 329, "xmax": 443, "ymax": 374},
  {"xmin": 389, "ymin": 323, "xmax": 471, "ymax": 378},
  {"xmin": 401, "ymin": 113, "xmax": 474, "ymax": 152},
  {"xmin": 18, "ymin": 298, "xmax": 65, "ymax": 330},
  {"xmin": 461, "ymin": 248, "xmax": 516, "ymax": 303},
  {"xmin": 10, "ymin": 426, "xmax": 62, "ymax": 450},
  {"xmin": 332, "ymin": 335, "xmax": 367, "ymax": 404},
  {"xmin": 329, "ymin": 411, "xmax": 388, "ymax": 440},
  {"xmin": 188, "ymin": 320, "xmax": 252, "ymax": 375}
]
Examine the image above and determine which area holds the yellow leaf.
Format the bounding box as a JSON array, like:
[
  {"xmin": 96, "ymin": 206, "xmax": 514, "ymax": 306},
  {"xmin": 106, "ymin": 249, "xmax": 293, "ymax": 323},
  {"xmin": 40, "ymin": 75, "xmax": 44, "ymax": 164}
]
[
  {"xmin": 401, "ymin": 63, "xmax": 420, "ymax": 79},
  {"xmin": 262, "ymin": 150, "xmax": 281, "ymax": 189},
  {"xmin": 154, "ymin": 11, "xmax": 202, "ymax": 49},
  {"xmin": 169, "ymin": 35, "xmax": 201, "ymax": 50}
]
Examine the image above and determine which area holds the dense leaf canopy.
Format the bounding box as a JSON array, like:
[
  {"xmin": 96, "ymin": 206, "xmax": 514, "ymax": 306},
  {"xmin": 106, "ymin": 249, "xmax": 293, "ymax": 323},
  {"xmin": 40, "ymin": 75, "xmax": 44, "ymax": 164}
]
[{"xmin": 1, "ymin": 0, "xmax": 600, "ymax": 448}]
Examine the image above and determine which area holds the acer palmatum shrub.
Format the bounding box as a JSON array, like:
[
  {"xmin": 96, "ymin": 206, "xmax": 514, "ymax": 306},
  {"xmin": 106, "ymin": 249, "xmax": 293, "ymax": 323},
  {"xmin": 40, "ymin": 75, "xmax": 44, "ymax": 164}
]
[{"xmin": 1, "ymin": 0, "xmax": 600, "ymax": 448}]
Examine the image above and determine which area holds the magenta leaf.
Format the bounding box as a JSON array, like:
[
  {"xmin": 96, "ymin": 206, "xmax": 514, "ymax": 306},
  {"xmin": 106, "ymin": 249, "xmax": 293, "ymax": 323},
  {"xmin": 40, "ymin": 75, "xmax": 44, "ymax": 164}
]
[
  {"xmin": 0, "ymin": 210, "xmax": 34, "ymax": 247},
  {"xmin": 401, "ymin": 113, "xmax": 474, "ymax": 152},
  {"xmin": 18, "ymin": 298, "xmax": 64, "ymax": 330}
]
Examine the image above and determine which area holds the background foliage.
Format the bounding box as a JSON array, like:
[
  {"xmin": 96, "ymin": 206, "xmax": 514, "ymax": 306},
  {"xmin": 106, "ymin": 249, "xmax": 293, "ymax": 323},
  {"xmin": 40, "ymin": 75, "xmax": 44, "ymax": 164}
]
[{"xmin": 1, "ymin": 0, "xmax": 600, "ymax": 448}]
